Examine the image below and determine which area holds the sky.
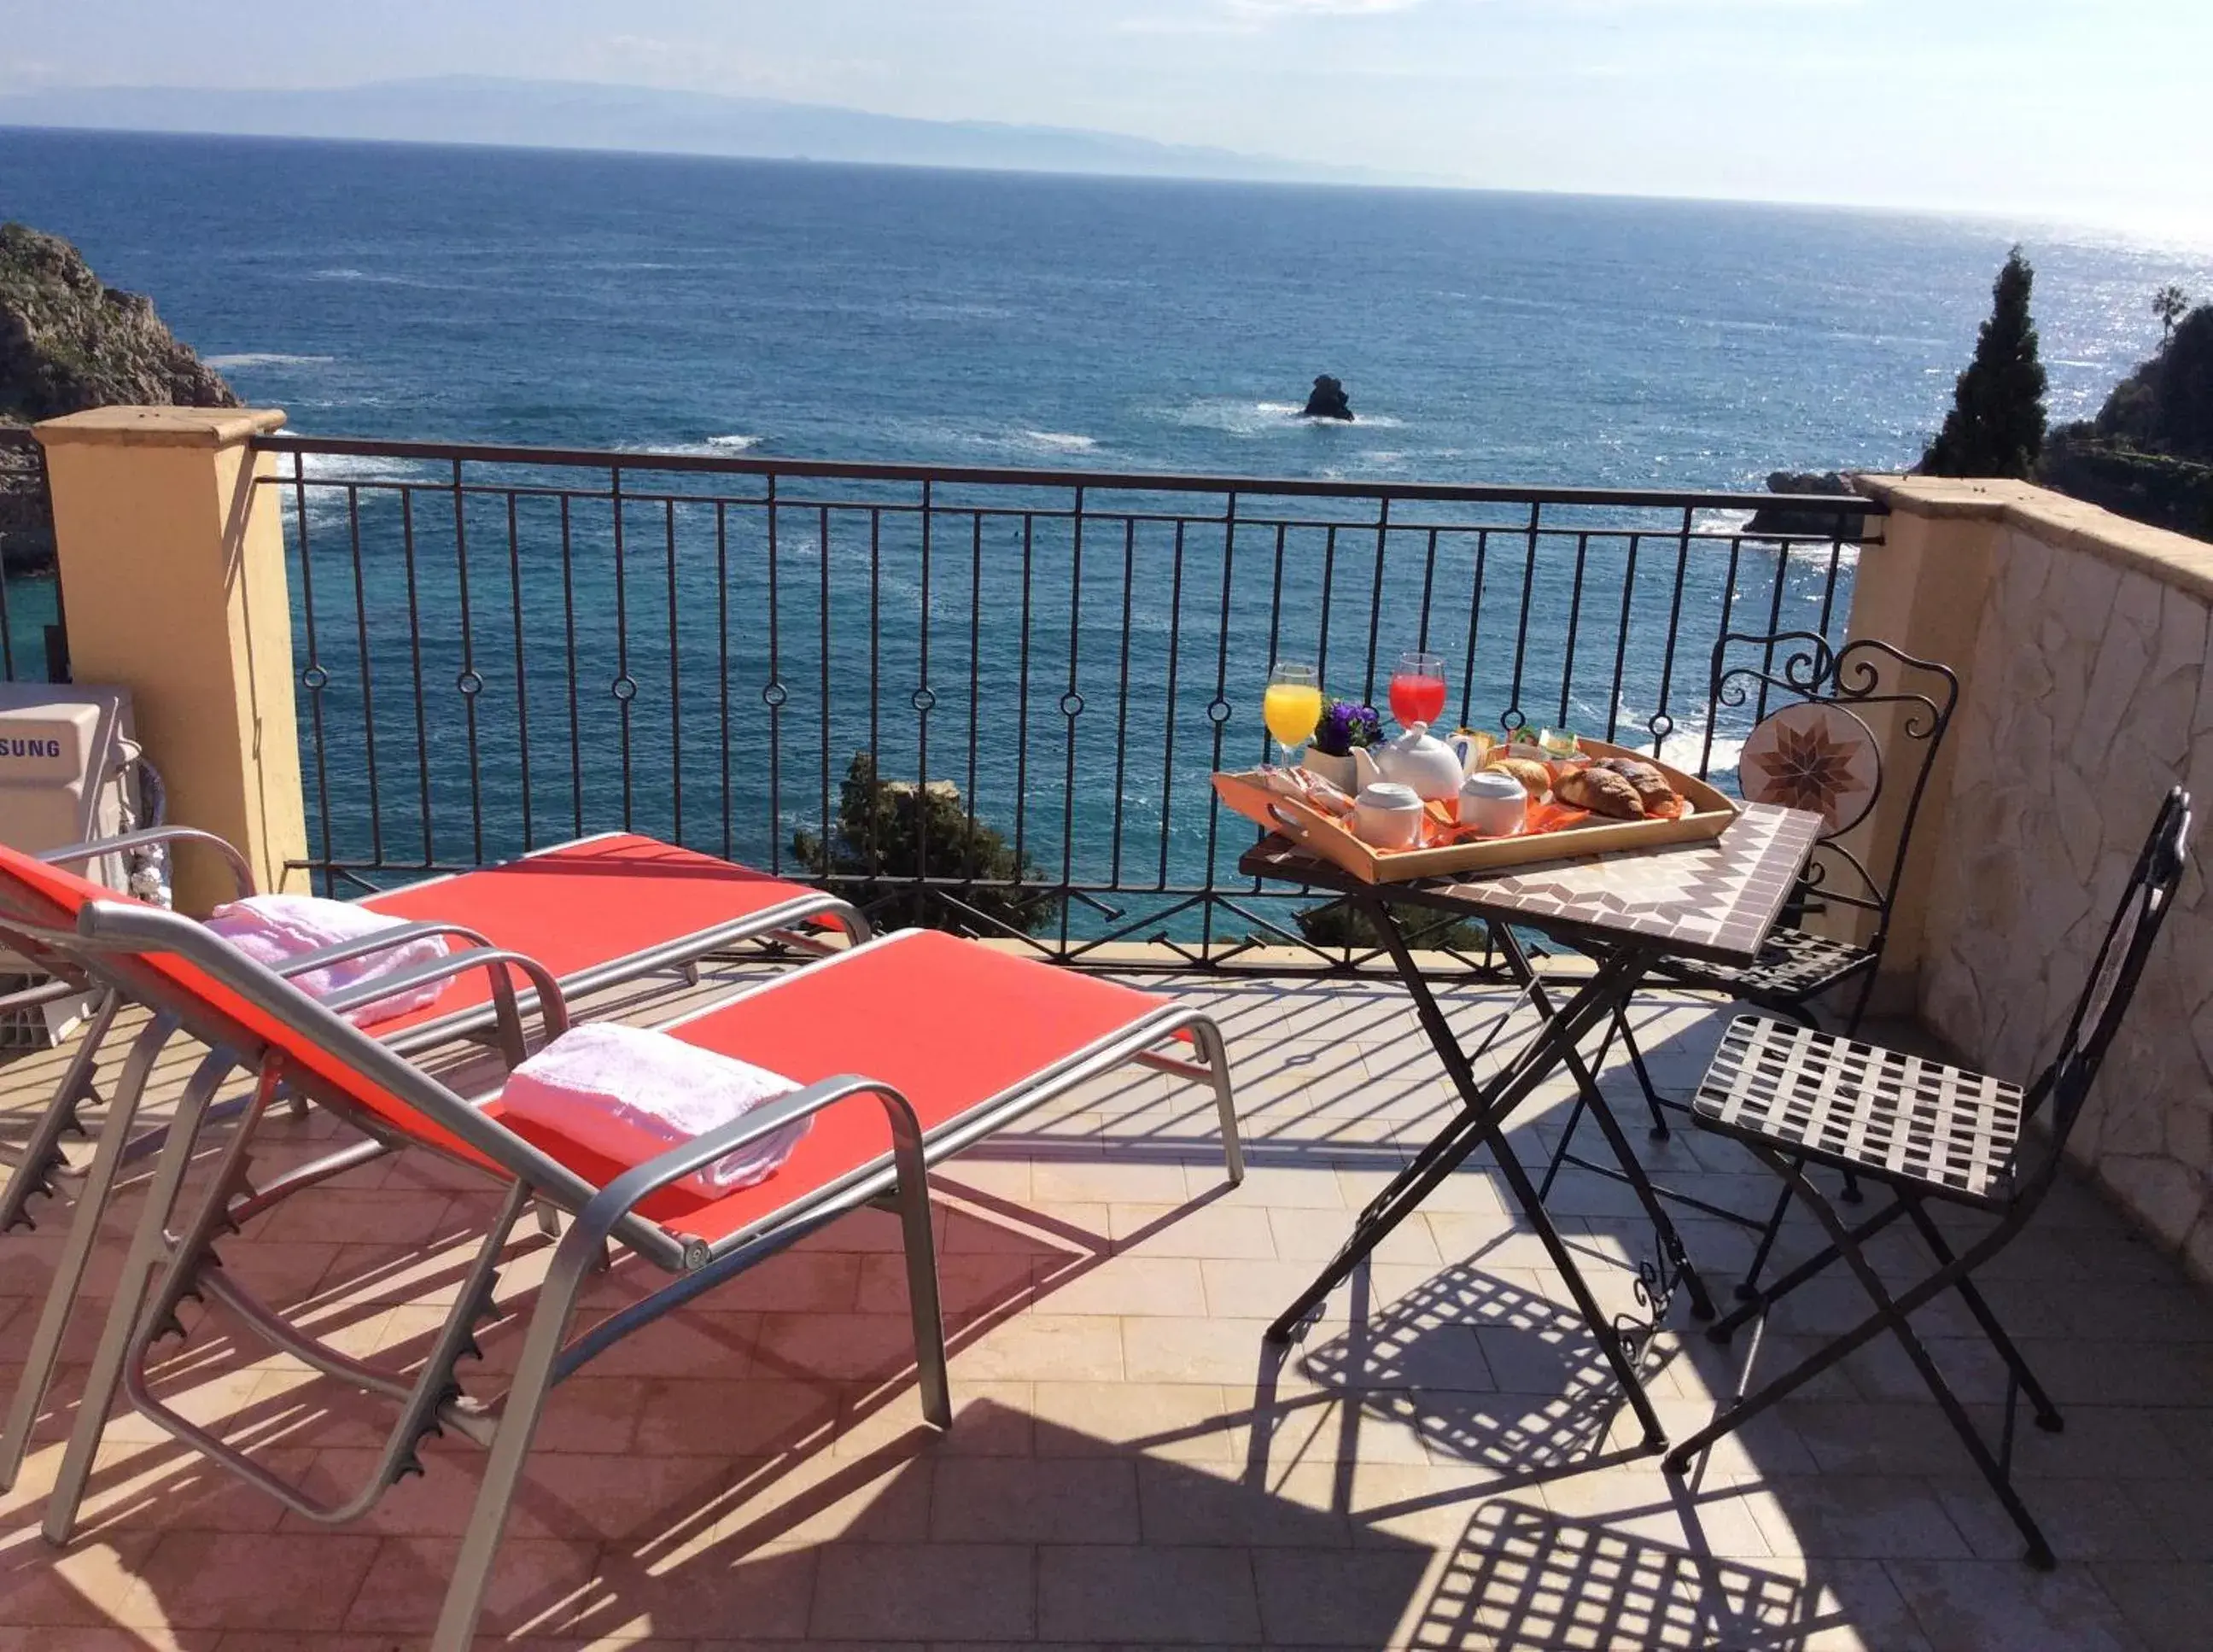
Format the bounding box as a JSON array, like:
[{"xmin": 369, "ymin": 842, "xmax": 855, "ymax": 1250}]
[{"xmin": 4, "ymin": 0, "xmax": 2210, "ymax": 239}]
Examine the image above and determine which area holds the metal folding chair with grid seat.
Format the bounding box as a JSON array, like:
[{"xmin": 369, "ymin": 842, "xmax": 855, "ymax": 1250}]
[
  {"xmin": 1661, "ymin": 787, "xmax": 2193, "ymax": 1568},
  {"xmin": 1542, "ymin": 631, "xmax": 1959, "ymax": 1278},
  {"xmin": 15, "ymin": 898, "xmax": 1240, "ymax": 1649},
  {"xmin": 0, "ymin": 826, "xmax": 866, "ymax": 1495}
]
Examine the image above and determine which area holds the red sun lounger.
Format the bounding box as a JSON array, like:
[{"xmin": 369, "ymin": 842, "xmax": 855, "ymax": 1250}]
[
  {"xmin": 28, "ymin": 901, "xmax": 1239, "ymax": 1652},
  {"xmin": 0, "ymin": 826, "xmax": 864, "ymax": 1492}
]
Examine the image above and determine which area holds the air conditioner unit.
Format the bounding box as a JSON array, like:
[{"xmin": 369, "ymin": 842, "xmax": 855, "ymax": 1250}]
[{"xmin": 0, "ymin": 684, "xmax": 155, "ymax": 1046}]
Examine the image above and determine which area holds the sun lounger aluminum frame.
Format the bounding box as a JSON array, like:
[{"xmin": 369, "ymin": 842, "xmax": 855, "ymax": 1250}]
[
  {"xmin": 27, "ymin": 902, "xmax": 1240, "ymax": 1651},
  {"xmin": 0, "ymin": 827, "xmax": 867, "ymax": 1495}
]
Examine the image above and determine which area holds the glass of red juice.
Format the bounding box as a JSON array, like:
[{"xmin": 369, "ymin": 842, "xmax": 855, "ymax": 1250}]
[{"xmin": 1388, "ymin": 651, "xmax": 1449, "ymax": 729}]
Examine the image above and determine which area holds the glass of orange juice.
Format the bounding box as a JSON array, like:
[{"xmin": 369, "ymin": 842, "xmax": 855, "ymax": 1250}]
[{"xmin": 1263, "ymin": 663, "xmax": 1322, "ymax": 761}]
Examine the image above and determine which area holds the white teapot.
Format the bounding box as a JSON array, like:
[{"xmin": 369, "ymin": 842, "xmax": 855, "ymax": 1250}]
[{"xmin": 1352, "ymin": 723, "xmax": 1488, "ymax": 803}]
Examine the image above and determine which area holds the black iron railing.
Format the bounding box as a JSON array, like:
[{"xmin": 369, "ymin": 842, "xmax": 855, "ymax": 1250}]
[
  {"xmin": 259, "ymin": 434, "xmax": 1879, "ymax": 970},
  {"xmin": 0, "ymin": 427, "xmax": 65, "ymax": 682}
]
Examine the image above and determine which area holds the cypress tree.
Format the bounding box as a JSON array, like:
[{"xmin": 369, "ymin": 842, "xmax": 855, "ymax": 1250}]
[{"xmin": 1923, "ymin": 247, "xmax": 2048, "ymax": 479}]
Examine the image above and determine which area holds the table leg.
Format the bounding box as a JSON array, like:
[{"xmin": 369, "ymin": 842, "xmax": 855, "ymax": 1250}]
[
  {"xmin": 1265, "ymin": 896, "xmax": 1671, "ymax": 1451},
  {"xmin": 1489, "ymin": 929, "xmax": 1717, "ymax": 1325}
]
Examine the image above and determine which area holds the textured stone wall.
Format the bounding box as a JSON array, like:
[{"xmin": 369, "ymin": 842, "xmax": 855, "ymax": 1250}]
[{"xmin": 1913, "ymin": 516, "xmax": 2213, "ymax": 1283}]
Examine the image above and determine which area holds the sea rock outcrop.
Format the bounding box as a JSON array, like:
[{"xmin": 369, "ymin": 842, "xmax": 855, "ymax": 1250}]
[
  {"xmin": 1301, "ymin": 375, "xmax": 1353, "ymax": 421},
  {"xmin": 0, "ymin": 222, "xmax": 239, "ymax": 571},
  {"xmin": 1741, "ymin": 470, "xmax": 1867, "ymax": 540}
]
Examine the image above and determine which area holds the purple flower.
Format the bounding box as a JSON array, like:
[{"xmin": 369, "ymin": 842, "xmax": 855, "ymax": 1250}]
[{"xmin": 1313, "ymin": 698, "xmax": 1384, "ymax": 756}]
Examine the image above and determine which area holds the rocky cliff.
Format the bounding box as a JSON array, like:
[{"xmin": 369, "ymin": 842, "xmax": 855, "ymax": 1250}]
[{"xmin": 0, "ymin": 223, "xmax": 239, "ymax": 571}]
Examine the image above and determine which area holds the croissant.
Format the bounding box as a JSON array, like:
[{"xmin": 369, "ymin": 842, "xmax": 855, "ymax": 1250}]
[
  {"xmin": 1554, "ymin": 765, "xmax": 1646, "ymax": 820},
  {"xmin": 1591, "ymin": 756, "xmax": 1677, "ymax": 814}
]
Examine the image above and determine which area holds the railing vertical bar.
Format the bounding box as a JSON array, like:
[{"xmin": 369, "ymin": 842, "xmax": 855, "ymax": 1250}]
[
  {"xmin": 1109, "ymin": 517, "xmax": 1136, "ymax": 890},
  {"xmin": 716, "ymin": 500, "xmax": 733, "ymax": 861},
  {"xmin": 1261, "ymin": 522, "xmax": 1288, "ymax": 768},
  {"xmin": 1558, "ymin": 529, "xmax": 1590, "ymax": 728},
  {"xmin": 1606, "ymin": 534, "xmax": 1642, "ymax": 746},
  {"xmin": 1013, "ymin": 513, "xmax": 1036, "ymax": 870},
  {"xmin": 1503, "ymin": 502, "xmax": 1539, "ymax": 735},
  {"xmin": 1317, "ymin": 523, "xmax": 1339, "ymax": 690},
  {"xmin": 450, "ymin": 458, "xmax": 485, "ymax": 864},
  {"xmin": 505, "ymin": 489, "xmax": 533, "ymax": 848},
  {"xmin": 1362, "ymin": 499, "xmax": 1390, "ymax": 703},
  {"xmin": 763, "ymin": 481, "xmax": 780, "ymax": 870},
  {"xmin": 559, "ymin": 493, "xmax": 582, "ymax": 838},
  {"xmin": 1757, "ymin": 537, "xmax": 1791, "ymax": 727},
  {"xmin": 290, "ymin": 454, "xmax": 333, "ymax": 890},
  {"xmin": 1818, "ymin": 531, "xmax": 1845, "ymax": 640},
  {"xmin": 1702, "ymin": 535, "xmax": 1746, "ymax": 780},
  {"xmin": 398, "ymin": 489, "xmax": 435, "ymax": 867},
  {"xmin": 666, "ymin": 497, "xmax": 685, "ymax": 847},
  {"xmin": 867, "ymin": 506, "xmax": 883, "ymax": 884},
  {"xmin": 1158, "ymin": 519, "xmax": 1187, "ymax": 891},
  {"xmin": 345, "ymin": 483, "xmax": 382, "ymax": 870},
  {"xmin": 1648, "ymin": 506, "xmax": 1694, "ymax": 764},
  {"xmin": 1416, "ymin": 525, "xmax": 1439, "ymax": 654},
  {"xmin": 611, "ymin": 464, "xmax": 634, "ymax": 832},
  {"xmin": 819, "ymin": 501, "xmax": 832, "ymax": 878},
  {"xmin": 1459, "ymin": 529, "xmax": 1487, "ymax": 729},
  {"xmin": 915, "ymin": 478, "xmax": 932, "ymax": 893},
  {"xmin": 965, "ymin": 511, "xmax": 984, "ymax": 903},
  {"xmin": 1202, "ymin": 496, "xmax": 1238, "ymax": 951},
  {"xmin": 1060, "ymin": 485, "xmax": 1086, "ymax": 954}
]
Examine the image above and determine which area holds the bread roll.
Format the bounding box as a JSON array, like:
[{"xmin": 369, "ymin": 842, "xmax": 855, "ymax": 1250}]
[{"xmin": 1485, "ymin": 756, "xmax": 1553, "ymax": 800}]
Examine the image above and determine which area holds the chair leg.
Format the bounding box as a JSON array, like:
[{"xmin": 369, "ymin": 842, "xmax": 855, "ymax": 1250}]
[
  {"xmin": 0, "ymin": 989, "xmax": 120, "ymax": 1233},
  {"xmin": 431, "ymin": 1202, "xmax": 602, "ymax": 1652},
  {"xmin": 1732, "ymin": 1178, "xmax": 1799, "ymax": 1301},
  {"xmin": 1670, "ymin": 1153, "xmax": 2055, "ymax": 1569},
  {"xmin": 1190, "ymin": 1017, "xmax": 1245, "ymax": 1186},
  {"xmin": 1614, "ymin": 1012, "xmax": 1672, "ymax": 1140},
  {"xmin": 0, "ymin": 1013, "xmax": 172, "ymax": 1494},
  {"xmin": 1901, "ymin": 1199, "xmax": 2063, "ymax": 1433},
  {"xmin": 1537, "ymin": 1006, "xmax": 1623, "ymax": 1200},
  {"xmin": 45, "ymin": 1049, "xmax": 236, "ymax": 1544},
  {"xmin": 895, "ymin": 1164, "xmax": 952, "ymax": 1433},
  {"xmin": 1712, "ymin": 1191, "xmax": 1913, "ymax": 1341}
]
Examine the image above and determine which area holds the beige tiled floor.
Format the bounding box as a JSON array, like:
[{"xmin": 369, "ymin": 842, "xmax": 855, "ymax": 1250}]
[{"xmin": 2, "ymin": 959, "xmax": 2210, "ymax": 1649}]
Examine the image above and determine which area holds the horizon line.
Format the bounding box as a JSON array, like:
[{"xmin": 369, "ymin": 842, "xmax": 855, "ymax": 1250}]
[{"xmin": 4, "ymin": 98, "xmax": 2211, "ymax": 252}]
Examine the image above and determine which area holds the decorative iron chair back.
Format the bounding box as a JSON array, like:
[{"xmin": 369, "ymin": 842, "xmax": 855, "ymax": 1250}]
[
  {"xmin": 1713, "ymin": 631, "xmax": 1959, "ymax": 945},
  {"xmin": 2019, "ymin": 786, "xmax": 2193, "ymax": 1186}
]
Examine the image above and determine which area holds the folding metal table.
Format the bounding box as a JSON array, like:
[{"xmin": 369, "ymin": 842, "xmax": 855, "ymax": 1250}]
[{"xmin": 1243, "ymin": 800, "xmax": 1824, "ymax": 1449}]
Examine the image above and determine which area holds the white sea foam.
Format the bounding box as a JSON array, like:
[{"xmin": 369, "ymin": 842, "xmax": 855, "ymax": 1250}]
[
  {"xmin": 1168, "ymin": 399, "xmax": 1406, "ymax": 437},
  {"xmin": 289, "ymin": 450, "xmax": 437, "ymax": 485},
  {"xmin": 306, "ymin": 267, "xmax": 441, "ymax": 289},
  {"xmin": 205, "ymin": 353, "xmax": 336, "ymax": 370},
  {"xmin": 1020, "ymin": 430, "xmax": 1097, "ymax": 452},
  {"xmin": 706, "ymin": 434, "xmax": 762, "ymax": 451}
]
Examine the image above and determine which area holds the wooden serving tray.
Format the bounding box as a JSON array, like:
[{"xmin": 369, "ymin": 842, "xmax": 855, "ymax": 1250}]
[{"xmin": 1212, "ymin": 740, "xmax": 1738, "ymax": 884}]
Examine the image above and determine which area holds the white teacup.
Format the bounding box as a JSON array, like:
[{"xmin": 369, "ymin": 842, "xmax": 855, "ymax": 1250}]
[
  {"xmin": 1352, "ymin": 782, "xmax": 1426, "ymax": 849},
  {"xmin": 1457, "ymin": 768, "xmax": 1527, "ymax": 837}
]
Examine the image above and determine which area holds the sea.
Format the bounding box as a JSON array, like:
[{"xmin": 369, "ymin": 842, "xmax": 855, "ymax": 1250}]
[{"xmin": 3, "ymin": 128, "xmax": 2208, "ymax": 915}]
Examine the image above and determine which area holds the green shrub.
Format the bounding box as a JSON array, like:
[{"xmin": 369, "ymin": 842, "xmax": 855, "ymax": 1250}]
[{"xmin": 793, "ymin": 750, "xmax": 1060, "ymax": 937}]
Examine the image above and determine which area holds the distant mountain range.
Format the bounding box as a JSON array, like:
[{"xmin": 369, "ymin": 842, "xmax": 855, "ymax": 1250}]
[{"xmin": 0, "ymin": 76, "xmax": 1400, "ymax": 187}]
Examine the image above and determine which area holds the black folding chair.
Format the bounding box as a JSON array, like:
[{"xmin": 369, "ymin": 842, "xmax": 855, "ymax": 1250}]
[
  {"xmin": 1542, "ymin": 631, "xmax": 1959, "ymax": 1281},
  {"xmin": 1662, "ymin": 788, "xmax": 2193, "ymax": 1568}
]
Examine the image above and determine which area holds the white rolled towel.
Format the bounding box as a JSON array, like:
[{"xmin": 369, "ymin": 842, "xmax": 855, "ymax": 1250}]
[
  {"xmin": 499, "ymin": 1022, "xmax": 811, "ymax": 1198},
  {"xmin": 206, "ymin": 893, "xmax": 453, "ymax": 1028}
]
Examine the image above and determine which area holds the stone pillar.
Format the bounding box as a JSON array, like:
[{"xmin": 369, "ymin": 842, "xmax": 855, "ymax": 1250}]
[
  {"xmin": 34, "ymin": 406, "xmax": 307, "ymax": 910},
  {"xmin": 1839, "ymin": 476, "xmax": 2005, "ymax": 1008}
]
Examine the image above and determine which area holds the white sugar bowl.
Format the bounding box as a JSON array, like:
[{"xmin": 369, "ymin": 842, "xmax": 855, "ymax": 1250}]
[
  {"xmin": 1457, "ymin": 768, "xmax": 1527, "ymax": 837},
  {"xmin": 1352, "ymin": 782, "xmax": 1426, "ymax": 849}
]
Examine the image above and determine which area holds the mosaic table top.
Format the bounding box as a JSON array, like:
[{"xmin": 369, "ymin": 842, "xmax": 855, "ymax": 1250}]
[{"xmin": 1243, "ymin": 801, "xmax": 1823, "ymax": 966}]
